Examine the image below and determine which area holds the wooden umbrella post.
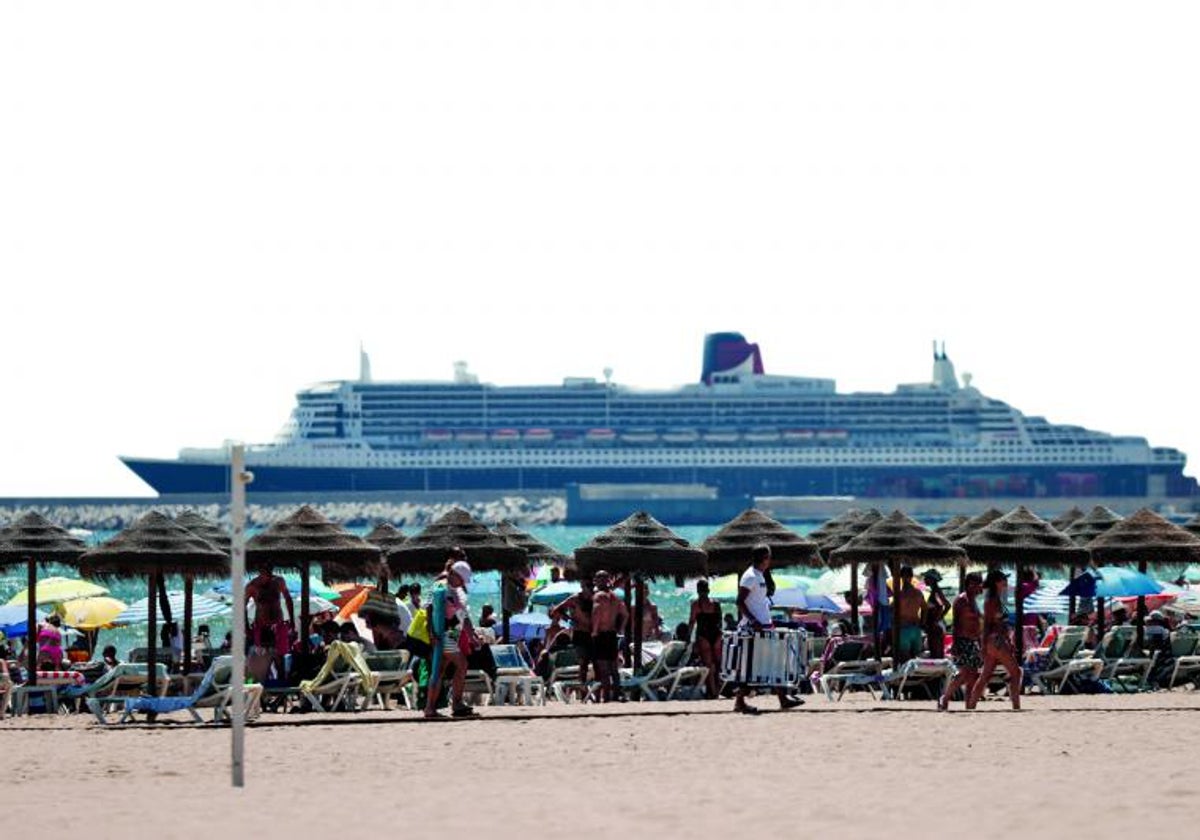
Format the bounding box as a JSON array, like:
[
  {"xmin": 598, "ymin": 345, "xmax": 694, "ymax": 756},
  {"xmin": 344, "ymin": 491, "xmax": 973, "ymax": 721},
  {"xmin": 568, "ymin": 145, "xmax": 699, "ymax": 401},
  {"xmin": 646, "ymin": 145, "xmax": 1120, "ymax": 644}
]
[
  {"xmin": 1014, "ymin": 561, "xmax": 1025, "ymax": 662},
  {"xmin": 871, "ymin": 564, "xmax": 882, "ymax": 663},
  {"xmin": 633, "ymin": 575, "xmax": 645, "ymax": 680},
  {"xmin": 26, "ymin": 556, "xmax": 37, "ymax": 688},
  {"xmin": 1136, "ymin": 559, "xmax": 1148, "ymax": 653},
  {"xmin": 183, "ymin": 575, "xmax": 194, "ymax": 675},
  {"xmin": 890, "ymin": 558, "xmax": 901, "ymax": 663},
  {"xmin": 849, "ymin": 560, "xmax": 860, "ymax": 635},
  {"xmin": 300, "ymin": 562, "xmax": 311, "ymax": 657},
  {"xmin": 147, "ymin": 570, "xmax": 159, "ymax": 699},
  {"xmin": 1096, "ymin": 596, "xmax": 1106, "ymax": 641},
  {"xmin": 1067, "ymin": 564, "xmax": 1078, "ymax": 621}
]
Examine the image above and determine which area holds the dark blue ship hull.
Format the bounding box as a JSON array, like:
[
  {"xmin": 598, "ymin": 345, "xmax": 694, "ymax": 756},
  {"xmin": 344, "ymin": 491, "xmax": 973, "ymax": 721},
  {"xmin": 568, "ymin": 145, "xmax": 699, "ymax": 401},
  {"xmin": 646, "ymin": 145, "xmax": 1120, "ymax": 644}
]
[{"xmin": 121, "ymin": 457, "xmax": 1197, "ymax": 499}]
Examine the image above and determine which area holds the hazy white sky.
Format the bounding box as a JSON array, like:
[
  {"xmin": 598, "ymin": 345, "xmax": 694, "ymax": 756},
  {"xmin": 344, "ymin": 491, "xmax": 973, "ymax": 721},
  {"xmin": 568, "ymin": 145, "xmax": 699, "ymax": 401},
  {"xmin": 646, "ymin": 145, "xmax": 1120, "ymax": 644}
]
[{"xmin": 2, "ymin": 2, "xmax": 1198, "ymax": 497}]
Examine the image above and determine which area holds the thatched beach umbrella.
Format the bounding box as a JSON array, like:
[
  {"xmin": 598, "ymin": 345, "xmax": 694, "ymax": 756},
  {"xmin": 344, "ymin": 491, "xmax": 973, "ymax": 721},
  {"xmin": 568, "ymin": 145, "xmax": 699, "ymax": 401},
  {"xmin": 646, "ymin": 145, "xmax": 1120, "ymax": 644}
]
[
  {"xmin": 814, "ymin": 509, "xmax": 882, "ymax": 634},
  {"xmin": 388, "ymin": 508, "xmax": 529, "ymax": 576},
  {"xmin": 805, "ymin": 509, "xmax": 865, "ymax": 546},
  {"xmin": 247, "ymin": 505, "xmax": 382, "ymax": 657},
  {"xmin": 1180, "ymin": 512, "xmax": 1200, "ymax": 539},
  {"xmin": 575, "ymin": 512, "xmax": 707, "ymax": 675},
  {"xmin": 934, "ymin": 515, "xmax": 970, "ymax": 535},
  {"xmin": 830, "ymin": 511, "xmax": 967, "ymax": 660},
  {"xmin": 1063, "ymin": 506, "xmax": 1124, "ymax": 621},
  {"xmin": 174, "ymin": 511, "xmax": 231, "ymax": 674},
  {"xmin": 493, "ymin": 521, "xmax": 567, "ymax": 641},
  {"xmin": 1050, "ymin": 506, "xmax": 1086, "ymax": 531},
  {"xmin": 958, "ymin": 506, "xmax": 1088, "ymax": 658},
  {"xmin": 364, "ymin": 522, "xmax": 407, "ymax": 592},
  {"xmin": 942, "ymin": 508, "xmax": 1006, "ymax": 543},
  {"xmin": 80, "ymin": 511, "xmax": 226, "ymax": 699},
  {"xmin": 700, "ymin": 509, "xmax": 821, "ymax": 576},
  {"xmin": 1086, "ymin": 509, "xmax": 1200, "ymax": 649},
  {"xmin": 0, "ymin": 512, "xmax": 87, "ymax": 688}
]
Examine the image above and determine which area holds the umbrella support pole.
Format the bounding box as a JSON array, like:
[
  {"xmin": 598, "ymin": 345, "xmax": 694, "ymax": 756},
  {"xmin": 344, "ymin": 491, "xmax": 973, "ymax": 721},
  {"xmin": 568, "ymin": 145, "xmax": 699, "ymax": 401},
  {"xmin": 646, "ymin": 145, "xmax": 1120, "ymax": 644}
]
[
  {"xmin": 1136, "ymin": 560, "xmax": 1148, "ymax": 653},
  {"xmin": 1014, "ymin": 562, "xmax": 1025, "ymax": 665},
  {"xmin": 890, "ymin": 559, "xmax": 901, "ymax": 665},
  {"xmin": 502, "ymin": 610, "xmax": 511, "ymax": 645},
  {"xmin": 633, "ymin": 576, "xmax": 644, "ymax": 680},
  {"xmin": 157, "ymin": 576, "xmax": 173, "ymax": 626},
  {"xmin": 849, "ymin": 560, "xmax": 860, "ymax": 635},
  {"xmin": 300, "ymin": 563, "xmax": 311, "ymax": 659},
  {"xmin": 1068, "ymin": 565, "xmax": 1078, "ymax": 622},
  {"xmin": 1096, "ymin": 597, "xmax": 1106, "ymax": 641},
  {"xmin": 147, "ymin": 571, "xmax": 159, "ymax": 700},
  {"xmin": 183, "ymin": 576, "xmax": 194, "ymax": 675},
  {"xmin": 26, "ymin": 556, "xmax": 36, "ymax": 688}
]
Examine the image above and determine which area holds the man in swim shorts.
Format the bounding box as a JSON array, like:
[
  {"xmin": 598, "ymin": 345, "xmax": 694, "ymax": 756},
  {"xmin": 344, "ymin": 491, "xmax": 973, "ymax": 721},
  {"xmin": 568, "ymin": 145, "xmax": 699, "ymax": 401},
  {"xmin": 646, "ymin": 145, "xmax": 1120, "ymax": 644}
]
[
  {"xmin": 895, "ymin": 565, "xmax": 926, "ymax": 663},
  {"xmin": 245, "ymin": 563, "xmax": 295, "ymax": 679},
  {"xmin": 549, "ymin": 577, "xmax": 594, "ymax": 700},
  {"xmin": 590, "ymin": 571, "xmax": 627, "ymax": 702}
]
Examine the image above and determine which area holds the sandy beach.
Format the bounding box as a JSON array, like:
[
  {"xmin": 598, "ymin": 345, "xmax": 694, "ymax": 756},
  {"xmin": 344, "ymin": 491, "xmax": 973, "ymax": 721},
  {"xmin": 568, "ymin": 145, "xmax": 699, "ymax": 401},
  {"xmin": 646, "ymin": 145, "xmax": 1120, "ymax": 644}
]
[{"xmin": 3, "ymin": 693, "xmax": 1197, "ymax": 839}]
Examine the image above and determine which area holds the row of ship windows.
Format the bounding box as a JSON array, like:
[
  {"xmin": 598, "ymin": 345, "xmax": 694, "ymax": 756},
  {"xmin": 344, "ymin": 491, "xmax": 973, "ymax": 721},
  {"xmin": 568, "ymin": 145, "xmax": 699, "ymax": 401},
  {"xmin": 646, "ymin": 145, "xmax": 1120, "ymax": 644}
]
[{"xmin": 286, "ymin": 452, "xmax": 1117, "ymax": 466}]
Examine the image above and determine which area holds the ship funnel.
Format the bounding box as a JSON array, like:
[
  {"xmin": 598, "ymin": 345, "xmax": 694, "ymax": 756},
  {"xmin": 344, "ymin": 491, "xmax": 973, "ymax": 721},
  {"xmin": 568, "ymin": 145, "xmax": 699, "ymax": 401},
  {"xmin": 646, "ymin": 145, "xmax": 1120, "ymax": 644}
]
[
  {"xmin": 931, "ymin": 341, "xmax": 959, "ymax": 391},
  {"xmin": 701, "ymin": 332, "xmax": 765, "ymax": 385}
]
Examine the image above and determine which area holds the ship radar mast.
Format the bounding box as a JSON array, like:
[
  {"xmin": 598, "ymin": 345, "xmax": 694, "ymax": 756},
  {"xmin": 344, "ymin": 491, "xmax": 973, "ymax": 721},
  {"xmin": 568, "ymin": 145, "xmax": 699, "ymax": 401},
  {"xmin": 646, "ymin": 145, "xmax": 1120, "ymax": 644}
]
[
  {"xmin": 359, "ymin": 343, "xmax": 372, "ymax": 383},
  {"xmin": 931, "ymin": 340, "xmax": 959, "ymax": 392}
]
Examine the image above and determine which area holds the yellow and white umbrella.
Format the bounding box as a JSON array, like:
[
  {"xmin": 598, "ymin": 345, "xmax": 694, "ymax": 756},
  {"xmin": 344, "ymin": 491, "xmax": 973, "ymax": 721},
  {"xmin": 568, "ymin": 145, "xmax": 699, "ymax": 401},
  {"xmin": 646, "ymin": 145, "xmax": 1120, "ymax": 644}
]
[
  {"xmin": 57, "ymin": 596, "xmax": 127, "ymax": 630},
  {"xmin": 5, "ymin": 576, "xmax": 109, "ymax": 606}
]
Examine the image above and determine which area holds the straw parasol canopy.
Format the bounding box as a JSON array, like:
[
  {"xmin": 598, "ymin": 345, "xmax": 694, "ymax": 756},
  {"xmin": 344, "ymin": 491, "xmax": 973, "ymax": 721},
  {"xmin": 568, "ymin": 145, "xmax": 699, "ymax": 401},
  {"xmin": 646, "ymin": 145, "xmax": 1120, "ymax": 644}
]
[
  {"xmin": 934, "ymin": 514, "xmax": 970, "ymax": 535},
  {"xmin": 1181, "ymin": 512, "xmax": 1200, "ymax": 539},
  {"xmin": 814, "ymin": 508, "xmax": 884, "ymax": 560},
  {"xmin": 364, "ymin": 522, "xmax": 408, "ymax": 553},
  {"xmin": 958, "ymin": 505, "xmax": 1088, "ymax": 569},
  {"xmin": 247, "ymin": 505, "xmax": 382, "ymax": 581},
  {"xmin": 700, "ymin": 509, "xmax": 821, "ymax": 575},
  {"xmin": 174, "ymin": 510, "xmax": 231, "ymax": 557},
  {"xmin": 806, "ymin": 509, "xmax": 866, "ymax": 545},
  {"xmin": 1087, "ymin": 508, "xmax": 1200, "ymax": 566},
  {"xmin": 1063, "ymin": 506, "xmax": 1124, "ymax": 547},
  {"xmin": 494, "ymin": 521, "xmax": 568, "ymax": 566},
  {"xmin": 1050, "ymin": 506, "xmax": 1086, "ymax": 531},
  {"xmin": 80, "ymin": 511, "xmax": 227, "ymax": 579},
  {"xmin": 942, "ymin": 508, "xmax": 1006, "ymax": 542},
  {"xmin": 388, "ymin": 508, "xmax": 529, "ymax": 576},
  {"xmin": 829, "ymin": 510, "xmax": 967, "ymax": 568},
  {"xmin": 0, "ymin": 512, "xmax": 88, "ymax": 569},
  {"xmin": 574, "ymin": 511, "xmax": 707, "ymax": 579}
]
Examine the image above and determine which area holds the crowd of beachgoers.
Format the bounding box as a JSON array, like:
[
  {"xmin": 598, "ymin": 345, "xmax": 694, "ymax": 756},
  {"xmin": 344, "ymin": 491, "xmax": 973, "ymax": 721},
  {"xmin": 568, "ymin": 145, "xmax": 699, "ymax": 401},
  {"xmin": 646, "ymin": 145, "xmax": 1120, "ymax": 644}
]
[{"xmin": 0, "ymin": 496, "xmax": 565, "ymax": 532}]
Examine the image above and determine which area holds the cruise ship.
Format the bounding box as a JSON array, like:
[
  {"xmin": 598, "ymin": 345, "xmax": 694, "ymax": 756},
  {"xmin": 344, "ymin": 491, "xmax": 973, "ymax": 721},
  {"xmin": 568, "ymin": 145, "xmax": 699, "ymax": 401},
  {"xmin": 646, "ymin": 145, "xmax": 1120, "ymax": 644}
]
[{"xmin": 121, "ymin": 334, "xmax": 1198, "ymax": 500}]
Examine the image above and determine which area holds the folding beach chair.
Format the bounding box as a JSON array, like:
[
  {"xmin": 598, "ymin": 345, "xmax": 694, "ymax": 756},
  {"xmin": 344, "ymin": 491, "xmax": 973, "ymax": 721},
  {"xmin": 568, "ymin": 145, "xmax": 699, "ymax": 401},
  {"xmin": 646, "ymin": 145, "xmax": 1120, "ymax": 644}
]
[
  {"xmin": 299, "ymin": 641, "xmax": 377, "ymax": 711},
  {"xmin": 364, "ymin": 650, "xmax": 414, "ymax": 710},
  {"xmin": 882, "ymin": 658, "xmax": 954, "ymax": 700},
  {"xmin": 621, "ymin": 641, "xmax": 708, "ymax": 701},
  {"xmin": 1029, "ymin": 627, "xmax": 1101, "ymax": 694},
  {"xmin": 1163, "ymin": 631, "xmax": 1200, "ymax": 689}
]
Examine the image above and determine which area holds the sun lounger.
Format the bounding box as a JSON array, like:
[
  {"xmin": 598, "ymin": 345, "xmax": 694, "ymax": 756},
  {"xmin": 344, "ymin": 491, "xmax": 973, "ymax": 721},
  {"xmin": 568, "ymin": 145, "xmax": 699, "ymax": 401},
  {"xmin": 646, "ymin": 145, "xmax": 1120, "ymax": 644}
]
[
  {"xmin": 811, "ymin": 636, "xmax": 887, "ymax": 699},
  {"xmin": 299, "ymin": 641, "xmax": 377, "ymax": 711},
  {"xmin": 78, "ymin": 664, "xmax": 171, "ymax": 723},
  {"xmin": 546, "ymin": 648, "xmax": 588, "ymax": 703},
  {"xmin": 109, "ymin": 657, "xmax": 263, "ymax": 724},
  {"xmin": 1091, "ymin": 627, "xmax": 1154, "ymax": 692},
  {"xmin": 1028, "ymin": 626, "xmax": 1099, "ymax": 694},
  {"xmin": 621, "ymin": 641, "xmax": 708, "ymax": 701},
  {"xmin": 882, "ymin": 658, "xmax": 954, "ymax": 700},
  {"xmin": 1163, "ymin": 631, "xmax": 1200, "ymax": 689},
  {"xmin": 488, "ymin": 644, "xmax": 546, "ymax": 706},
  {"xmin": 364, "ymin": 650, "xmax": 414, "ymax": 710}
]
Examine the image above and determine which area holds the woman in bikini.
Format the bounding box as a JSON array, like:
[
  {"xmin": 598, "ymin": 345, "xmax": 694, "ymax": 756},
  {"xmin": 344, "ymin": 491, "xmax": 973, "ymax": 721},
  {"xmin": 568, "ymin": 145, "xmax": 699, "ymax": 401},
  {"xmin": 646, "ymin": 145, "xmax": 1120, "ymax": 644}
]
[
  {"xmin": 688, "ymin": 579, "xmax": 724, "ymax": 698},
  {"xmin": 967, "ymin": 569, "xmax": 1022, "ymax": 710},
  {"xmin": 938, "ymin": 572, "xmax": 984, "ymax": 711}
]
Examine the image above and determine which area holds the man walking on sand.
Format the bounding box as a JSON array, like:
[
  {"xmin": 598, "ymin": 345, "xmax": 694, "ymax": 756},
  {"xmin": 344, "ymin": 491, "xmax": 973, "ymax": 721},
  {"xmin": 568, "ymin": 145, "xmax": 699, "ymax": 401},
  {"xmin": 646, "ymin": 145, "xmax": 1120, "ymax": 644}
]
[
  {"xmin": 590, "ymin": 570, "xmax": 628, "ymax": 702},
  {"xmin": 733, "ymin": 544, "xmax": 803, "ymax": 715}
]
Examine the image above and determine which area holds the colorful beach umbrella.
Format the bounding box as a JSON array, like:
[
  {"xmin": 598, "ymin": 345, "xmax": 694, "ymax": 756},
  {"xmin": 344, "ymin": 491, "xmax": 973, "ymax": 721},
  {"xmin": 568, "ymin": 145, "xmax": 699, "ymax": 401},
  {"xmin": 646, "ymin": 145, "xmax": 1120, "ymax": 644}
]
[
  {"xmin": 505, "ymin": 611, "xmax": 552, "ymax": 642},
  {"xmin": 209, "ymin": 574, "xmax": 340, "ymax": 602},
  {"xmin": 114, "ymin": 591, "xmax": 230, "ymax": 626},
  {"xmin": 57, "ymin": 596, "xmax": 127, "ymax": 630},
  {"xmin": 0, "ymin": 603, "xmax": 46, "ymax": 638},
  {"xmin": 529, "ymin": 580, "xmax": 580, "ymax": 606},
  {"xmin": 5, "ymin": 576, "xmax": 108, "ymax": 606},
  {"xmin": 1060, "ymin": 567, "xmax": 1163, "ymax": 599},
  {"xmin": 708, "ymin": 572, "xmax": 809, "ymax": 602}
]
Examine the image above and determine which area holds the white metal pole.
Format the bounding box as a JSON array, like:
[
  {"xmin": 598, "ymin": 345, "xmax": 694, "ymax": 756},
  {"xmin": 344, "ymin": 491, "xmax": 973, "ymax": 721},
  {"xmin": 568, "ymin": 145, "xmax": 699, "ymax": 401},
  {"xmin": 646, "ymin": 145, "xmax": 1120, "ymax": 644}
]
[{"xmin": 230, "ymin": 444, "xmax": 252, "ymax": 788}]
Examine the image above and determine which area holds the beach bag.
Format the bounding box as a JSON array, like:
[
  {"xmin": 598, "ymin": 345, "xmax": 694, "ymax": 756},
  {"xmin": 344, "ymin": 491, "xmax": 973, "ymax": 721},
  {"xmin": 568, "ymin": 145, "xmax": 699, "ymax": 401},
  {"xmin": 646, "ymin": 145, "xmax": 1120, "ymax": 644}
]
[{"xmin": 408, "ymin": 608, "xmax": 431, "ymax": 645}]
